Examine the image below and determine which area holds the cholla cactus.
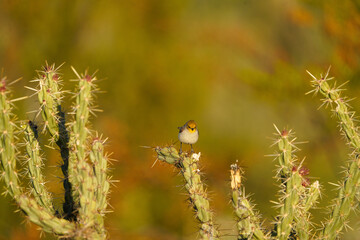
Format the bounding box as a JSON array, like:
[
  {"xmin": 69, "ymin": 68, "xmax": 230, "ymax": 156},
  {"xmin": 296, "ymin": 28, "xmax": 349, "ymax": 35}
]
[
  {"xmin": 308, "ymin": 68, "xmax": 360, "ymax": 240},
  {"xmin": 156, "ymin": 148, "xmax": 219, "ymax": 239},
  {"xmin": 154, "ymin": 69, "xmax": 360, "ymax": 240},
  {"xmin": 0, "ymin": 63, "xmax": 111, "ymax": 239}
]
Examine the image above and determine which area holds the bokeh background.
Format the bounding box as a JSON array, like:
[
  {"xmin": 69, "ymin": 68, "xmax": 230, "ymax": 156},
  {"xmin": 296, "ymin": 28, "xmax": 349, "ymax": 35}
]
[{"xmin": 0, "ymin": 0, "xmax": 360, "ymax": 239}]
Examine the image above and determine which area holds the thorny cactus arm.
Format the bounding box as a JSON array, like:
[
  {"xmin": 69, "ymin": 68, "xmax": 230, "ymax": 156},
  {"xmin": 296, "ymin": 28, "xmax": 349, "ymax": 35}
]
[
  {"xmin": 230, "ymin": 163, "xmax": 267, "ymax": 240},
  {"xmin": 273, "ymin": 128, "xmax": 303, "ymax": 240},
  {"xmin": 69, "ymin": 69, "xmax": 98, "ymax": 229},
  {"xmin": 22, "ymin": 121, "xmax": 54, "ymax": 214},
  {"xmin": 308, "ymin": 69, "xmax": 360, "ymax": 240},
  {"xmin": 90, "ymin": 138, "xmax": 110, "ymax": 213},
  {"xmin": 0, "ymin": 77, "xmax": 22, "ymax": 198},
  {"xmin": 272, "ymin": 127, "xmax": 320, "ymax": 240},
  {"xmin": 90, "ymin": 137, "xmax": 111, "ymax": 233},
  {"xmin": 35, "ymin": 64, "xmax": 75, "ymax": 220},
  {"xmin": 155, "ymin": 147, "xmax": 220, "ymax": 240},
  {"xmin": 37, "ymin": 64, "xmax": 62, "ymax": 140},
  {"xmin": 17, "ymin": 195, "xmax": 76, "ymax": 235}
]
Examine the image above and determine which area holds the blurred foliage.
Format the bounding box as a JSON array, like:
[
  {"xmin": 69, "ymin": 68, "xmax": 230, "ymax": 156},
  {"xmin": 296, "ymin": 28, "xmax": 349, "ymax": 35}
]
[{"xmin": 0, "ymin": 0, "xmax": 360, "ymax": 239}]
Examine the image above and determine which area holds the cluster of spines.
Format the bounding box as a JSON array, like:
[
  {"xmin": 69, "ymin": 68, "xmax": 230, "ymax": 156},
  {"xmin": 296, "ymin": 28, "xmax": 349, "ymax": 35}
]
[
  {"xmin": 155, "ymin": 147, "xmax": 219, "ymax": 239},
  {"xmin": 308, "ymin": 69, "xmax": 360, "ymax": 240},
  {"xmin": 0, "ymin": 63, "xmax": 111, "ymax": 239}
]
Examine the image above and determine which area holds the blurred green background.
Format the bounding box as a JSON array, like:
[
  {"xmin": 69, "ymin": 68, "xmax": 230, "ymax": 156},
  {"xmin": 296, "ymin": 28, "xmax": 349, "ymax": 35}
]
[{"xmin": 1, "ymin": 0, "xmax": 360, "ymax": 239}]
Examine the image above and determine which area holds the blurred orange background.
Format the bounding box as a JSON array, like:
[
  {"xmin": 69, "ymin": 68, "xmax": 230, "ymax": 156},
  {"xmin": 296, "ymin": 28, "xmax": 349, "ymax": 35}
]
[{"xmin": 0, "ymin": 0, "xmax": 360, "ymax": 239}]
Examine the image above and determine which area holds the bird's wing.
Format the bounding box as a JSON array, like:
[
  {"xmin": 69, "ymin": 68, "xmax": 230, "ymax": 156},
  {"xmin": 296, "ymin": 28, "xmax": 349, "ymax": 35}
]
[{"xmin": 178, "ymin": 126, "xmax": 185, "ymax": 133}]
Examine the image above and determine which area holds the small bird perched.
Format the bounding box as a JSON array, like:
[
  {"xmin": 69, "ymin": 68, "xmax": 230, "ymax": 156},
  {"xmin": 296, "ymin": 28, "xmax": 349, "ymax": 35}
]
[{"xmin": 178, "ymin": 120, "xmax": 199, "ymax": 154}]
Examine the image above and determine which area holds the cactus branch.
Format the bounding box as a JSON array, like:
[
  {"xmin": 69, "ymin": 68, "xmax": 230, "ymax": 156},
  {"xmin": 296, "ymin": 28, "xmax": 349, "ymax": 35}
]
[
  {"xmin": 155, "ymin": 147, "xmax": 219, "ymax": 240},
  {"xmin": 18, "ymin": 195, "xmax": 76, "ymax": 236},
  {"xmin": 0, "ymin": 76, "xmax": 22, "ymax": 198},
  {"xmin": 230, "ymin": 163, "xmax": 267, "ymax": 240},
  {"xmin": 90, "ymin": 137, "xmax": 110, "ymax": 214},
  {"xmin": 68, "ymin": 68, "xmax": 99, "ymax": 232},
  {"xmin": 22, "ymin": 120, "xmax": 54, "ymax": 214},
  {"xmin": 273, "ymin": 128, "xmax": 303, "ymax": 240},
  {"xmin": 309, "ymin": 69, "xmax": 360, "ymax": 239},
  {"xmin": 36, "ymin": 63, "xmax": 75, "ymax": 220},
  {"xmin": 89, "ymin": 137, "xmax": 110, "ymax": 235}
]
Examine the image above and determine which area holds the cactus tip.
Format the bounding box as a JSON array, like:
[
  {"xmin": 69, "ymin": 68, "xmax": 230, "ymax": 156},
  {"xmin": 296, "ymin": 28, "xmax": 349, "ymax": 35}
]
[
  {"xmin": 0, "ymin": 78, "xmax": 6, "ymax": 92},
  {"xmin": 85, "ymin": 75, "xmax": 92, "ymax": 82},
  {"xmin": 281, "ymin": 129, "xmax": 289, "ymax": 137}
]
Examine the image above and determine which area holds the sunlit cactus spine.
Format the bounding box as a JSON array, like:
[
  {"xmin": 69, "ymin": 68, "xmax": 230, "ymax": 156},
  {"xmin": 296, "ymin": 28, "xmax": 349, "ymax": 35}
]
[{"xmin": 0, "ymin": 63, "xmax": 111, "ymax": 240}]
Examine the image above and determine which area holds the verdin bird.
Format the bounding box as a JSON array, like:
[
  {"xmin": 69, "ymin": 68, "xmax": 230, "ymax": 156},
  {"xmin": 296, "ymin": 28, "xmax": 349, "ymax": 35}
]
[{"xmin": 178, "ymin": 120, "xmax": 199, "ymax": 154}]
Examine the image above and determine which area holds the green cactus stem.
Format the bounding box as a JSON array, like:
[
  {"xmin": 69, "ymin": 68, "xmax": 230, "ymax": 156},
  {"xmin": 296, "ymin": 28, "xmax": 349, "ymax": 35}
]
[
  {"xmin": 37, "ymin": 64, "xmax": 62, "ymax": 140},
  {"xmin": 89, "ymin": 137, "xmax": 110, "ymax": 235},
  {"xmin": 274, "ymin": 128, "xmax": 303, "ymax": 240},
  {"xmin": 0, "ymin": 76, "xmax": 22, "ymax": 198},
  {"xmin": 22, "ymin": 120, "xmax": 54, "ymax": 214},
  {"xmin": 309, "ymin": 69, "xmax": 360, "ymax": 240},
  {"xmin": 17, "ymin": 195, "xmax": 76, "ymax": 235},
  {"xmin": 90, "ymin": 138, "xmax": 110, "ymax": 213},
  {"xmin": 36, "ymin": 63, "xmax": 75, "ymax": 220},
  {"xmin": 69, "ymin": 69, "xmax": 98, "ymax": 230},
  {"xmin": 230, "ymin": 163, "xmax": 267, "ymax": 240},
  {"xmin": 155, "ymin": 147, "xmax": 219, "ymax": 240}
]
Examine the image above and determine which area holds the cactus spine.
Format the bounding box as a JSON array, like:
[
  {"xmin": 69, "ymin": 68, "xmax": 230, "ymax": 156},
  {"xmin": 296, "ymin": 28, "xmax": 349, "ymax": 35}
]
[{"xmin": 0, "ymin": 64, "xmax": 111, "ymax": 239}]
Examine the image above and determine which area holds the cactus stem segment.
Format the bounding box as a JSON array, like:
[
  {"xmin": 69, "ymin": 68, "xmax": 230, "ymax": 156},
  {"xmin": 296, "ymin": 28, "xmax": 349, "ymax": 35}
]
[{"xmin": 155, "ymin": 147, "xmax": 219, "ymax": 240}]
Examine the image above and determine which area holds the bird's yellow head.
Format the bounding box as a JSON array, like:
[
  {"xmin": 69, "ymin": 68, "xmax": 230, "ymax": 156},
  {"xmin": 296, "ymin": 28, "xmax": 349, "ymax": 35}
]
[{"xmin": 186, "ymin": 120, "xmax": 197, "ymax": 133}]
